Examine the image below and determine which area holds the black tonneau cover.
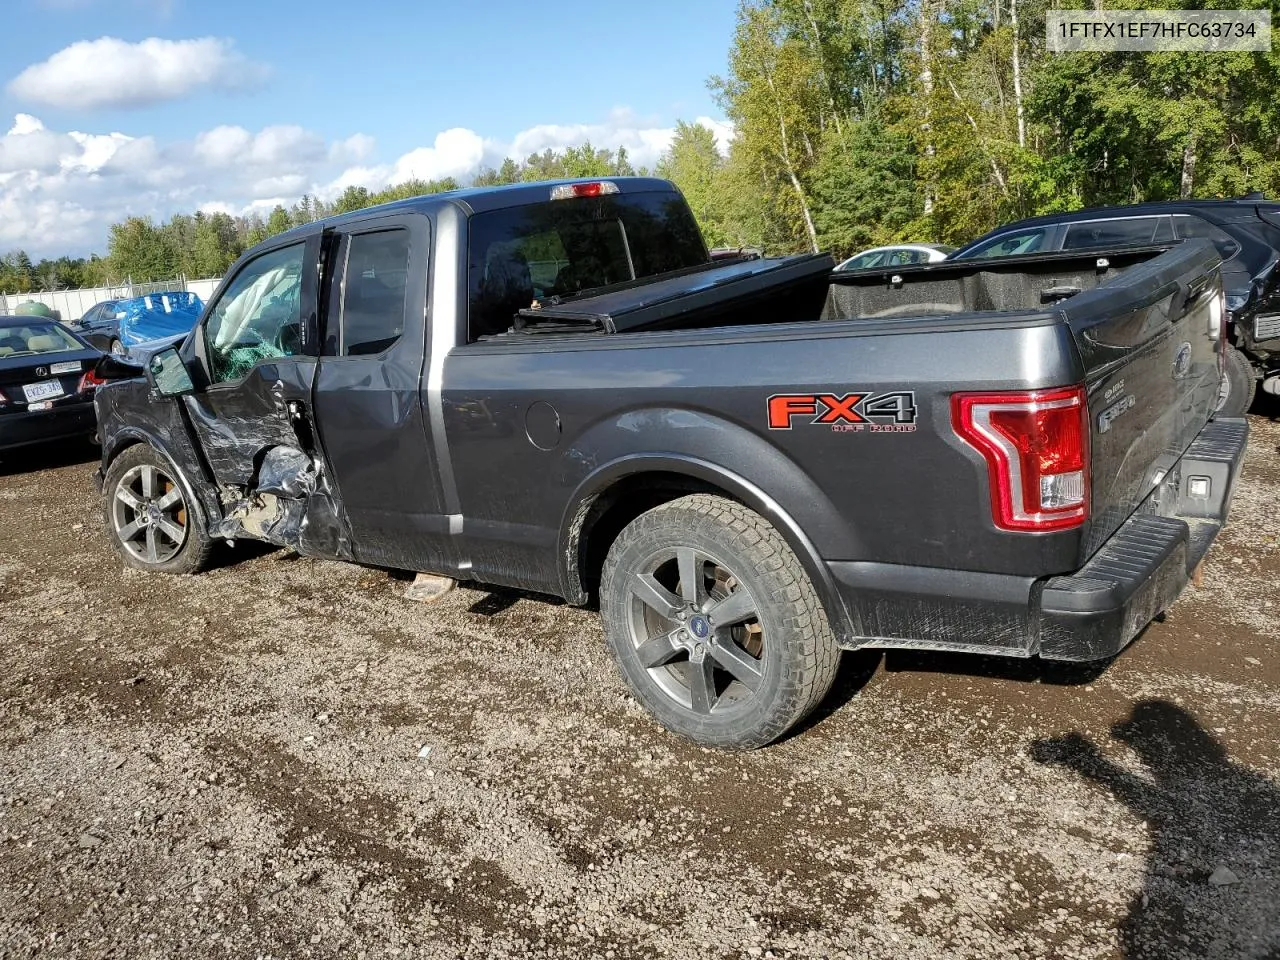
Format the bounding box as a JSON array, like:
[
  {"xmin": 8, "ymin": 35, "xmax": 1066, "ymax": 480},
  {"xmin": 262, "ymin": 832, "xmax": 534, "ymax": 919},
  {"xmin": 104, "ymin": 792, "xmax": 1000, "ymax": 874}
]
[{"xmin": 514, "ymin": 253, "xmax": 834, "ymax": 334}]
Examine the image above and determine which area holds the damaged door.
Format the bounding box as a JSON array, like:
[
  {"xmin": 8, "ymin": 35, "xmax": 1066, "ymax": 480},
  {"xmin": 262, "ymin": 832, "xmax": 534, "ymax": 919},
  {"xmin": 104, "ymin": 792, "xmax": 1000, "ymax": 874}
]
[
  {"xmin": 183, "ymin": 234, "xmax": 349, "ymax": 555},
  {"xmin": 310, "ymin": 213, "xmax": 451, "ymax": 571}
]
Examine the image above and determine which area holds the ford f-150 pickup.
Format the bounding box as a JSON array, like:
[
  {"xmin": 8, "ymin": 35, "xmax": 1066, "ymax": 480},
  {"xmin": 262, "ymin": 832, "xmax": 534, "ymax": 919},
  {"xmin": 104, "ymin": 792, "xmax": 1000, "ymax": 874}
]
[{"xmin": 90, "ymin": 177, "xmax": 1248, "ymax": 748}]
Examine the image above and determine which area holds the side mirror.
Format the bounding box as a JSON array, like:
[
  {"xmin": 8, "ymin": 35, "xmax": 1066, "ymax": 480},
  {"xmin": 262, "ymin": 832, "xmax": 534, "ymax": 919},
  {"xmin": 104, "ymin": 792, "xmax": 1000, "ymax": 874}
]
[
  {"xmin": 147, "ymin": 347, "xmax": 195, "ymax": 397},
  {"xmin": 92, "ymin": 354, "xmax": 145, "ymax": 381}
]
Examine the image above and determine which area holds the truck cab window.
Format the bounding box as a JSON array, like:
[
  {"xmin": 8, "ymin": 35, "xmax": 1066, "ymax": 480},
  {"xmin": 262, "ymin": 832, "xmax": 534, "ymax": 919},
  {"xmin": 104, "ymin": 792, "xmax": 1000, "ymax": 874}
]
[
  {"xmin": 204, "ymin": 243, "xmax": 305, "ymax": 384},
  {"xmin": 340, "ymin": 229, "xmax": 410, "ymax": 356},
  {"xmin": 466, "ymin": 191, "xmax": 708, "ymax": 341}
]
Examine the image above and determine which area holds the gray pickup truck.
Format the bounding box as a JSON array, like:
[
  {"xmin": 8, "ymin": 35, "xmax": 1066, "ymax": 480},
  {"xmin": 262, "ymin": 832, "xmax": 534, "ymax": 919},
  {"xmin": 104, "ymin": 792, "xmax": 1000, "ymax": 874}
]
[{"xmin": 91, "ymin": 177, "xmax": 1247, "ymax": 748}]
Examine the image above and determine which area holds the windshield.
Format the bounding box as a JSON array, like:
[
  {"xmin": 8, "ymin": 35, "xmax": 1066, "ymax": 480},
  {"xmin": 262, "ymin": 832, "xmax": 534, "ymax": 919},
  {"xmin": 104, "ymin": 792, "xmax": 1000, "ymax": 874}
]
[
  {"xmin": 467, "ymin": 191, "xmax": 708, "ymax": 340},
  {"xmin": 0, "ymin": 321, "xmax": 84, "ymax": 357}
]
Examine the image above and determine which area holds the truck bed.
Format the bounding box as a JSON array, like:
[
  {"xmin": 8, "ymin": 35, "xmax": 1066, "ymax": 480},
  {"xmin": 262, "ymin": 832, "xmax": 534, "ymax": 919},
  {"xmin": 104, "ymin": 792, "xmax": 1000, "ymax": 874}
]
[{"xmin": 508, "ymin": 245, "xmax": 1181, "ymax": 335}]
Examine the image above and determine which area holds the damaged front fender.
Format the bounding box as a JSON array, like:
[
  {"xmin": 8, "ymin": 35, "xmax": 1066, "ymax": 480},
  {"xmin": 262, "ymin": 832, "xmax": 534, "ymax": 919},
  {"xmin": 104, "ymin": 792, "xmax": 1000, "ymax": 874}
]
[{"xmin": 211, "ymin": 443, "xmax": 353, "ymax": 560}]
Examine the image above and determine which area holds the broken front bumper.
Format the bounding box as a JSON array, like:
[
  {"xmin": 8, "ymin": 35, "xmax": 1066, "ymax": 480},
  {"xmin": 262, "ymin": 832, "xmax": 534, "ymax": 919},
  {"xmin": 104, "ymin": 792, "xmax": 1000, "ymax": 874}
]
[{"xmin": 1037, "ymin": 417, "xmax": 1249, "ymax": 661}]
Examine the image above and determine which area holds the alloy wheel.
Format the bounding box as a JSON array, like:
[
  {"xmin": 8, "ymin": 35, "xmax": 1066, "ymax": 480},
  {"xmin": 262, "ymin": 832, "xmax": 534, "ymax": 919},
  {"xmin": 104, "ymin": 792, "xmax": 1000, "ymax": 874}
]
[
  {"xmin": 624, "ymin": 546, "xmax": 765, "ymax": 715},
  {"xmin": 110, "ymin": 463, "xmax": 189, "ymax": 564}
]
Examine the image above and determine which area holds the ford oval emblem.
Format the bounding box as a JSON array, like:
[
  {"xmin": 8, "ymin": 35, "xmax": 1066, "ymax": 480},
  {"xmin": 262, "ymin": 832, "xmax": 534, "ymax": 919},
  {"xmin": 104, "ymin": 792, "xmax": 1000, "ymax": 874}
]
[{"xmin": 1173, "ymin": 342, "xmax": 1192, "ymax": 380}]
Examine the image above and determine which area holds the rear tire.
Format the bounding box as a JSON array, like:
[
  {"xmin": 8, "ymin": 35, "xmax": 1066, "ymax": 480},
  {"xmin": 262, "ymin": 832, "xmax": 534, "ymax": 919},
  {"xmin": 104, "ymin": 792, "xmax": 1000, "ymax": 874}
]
[
  {"xmin": 1217, "ymin": 345, "xmax": 1256, "ymax": 417},
  {"xmin": 599, "ymin": 494, "xmax": 840, "ymax": 749},
  {"xmin": 102, "ymin": 444, "xmax": 212, "ymax": 575}
]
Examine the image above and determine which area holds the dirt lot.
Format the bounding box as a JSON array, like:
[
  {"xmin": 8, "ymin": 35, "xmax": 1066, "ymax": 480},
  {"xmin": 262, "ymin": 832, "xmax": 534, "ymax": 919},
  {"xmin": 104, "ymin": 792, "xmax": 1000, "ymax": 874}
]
[{"xmin": 1, "ymin": 414, "xmax": 1279, "ymax": 960}]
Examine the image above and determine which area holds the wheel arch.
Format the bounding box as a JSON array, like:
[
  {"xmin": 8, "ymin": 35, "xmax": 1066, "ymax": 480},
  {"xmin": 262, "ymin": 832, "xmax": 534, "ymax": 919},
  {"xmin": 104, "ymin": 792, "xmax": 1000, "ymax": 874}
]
[
  {"xmin": 101, "ymin": 427, "xmax": 221, "ymax": 532},
  {"xmin": 558, "ymin": 454, "xmax": 859, "ymax": 646}
]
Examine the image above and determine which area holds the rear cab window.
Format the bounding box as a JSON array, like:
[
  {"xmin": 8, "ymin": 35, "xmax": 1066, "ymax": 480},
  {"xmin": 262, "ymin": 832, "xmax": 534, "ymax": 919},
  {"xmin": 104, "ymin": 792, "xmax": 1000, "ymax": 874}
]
[{"xmin": 466, "ymin": 191, "xmax": 708, "ymax": 341}]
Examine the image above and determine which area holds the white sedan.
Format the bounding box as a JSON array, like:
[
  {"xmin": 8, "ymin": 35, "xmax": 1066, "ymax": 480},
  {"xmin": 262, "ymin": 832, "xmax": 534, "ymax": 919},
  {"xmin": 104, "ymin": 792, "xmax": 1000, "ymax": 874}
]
[{"xmin": 834, "ymin": 243, "xmax": 955, "ymax": 271}]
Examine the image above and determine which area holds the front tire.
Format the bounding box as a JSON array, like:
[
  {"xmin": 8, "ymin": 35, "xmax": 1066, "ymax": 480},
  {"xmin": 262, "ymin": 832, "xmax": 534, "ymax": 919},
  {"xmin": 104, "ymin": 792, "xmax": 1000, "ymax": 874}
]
[
  {"xmin": 102, "ymin": 445, "xmax": 212, "ymax": 574},
  {"xmin": 110, "ymin": 338, "xmax": 125, "ymax": 356},
  {"xmin": 599, "ymin": 494, "xmax": 840, "ymax": 749},
  {"xmin": 1217, "ymin": 345, "xmax": 1256, "ymax": 417}
]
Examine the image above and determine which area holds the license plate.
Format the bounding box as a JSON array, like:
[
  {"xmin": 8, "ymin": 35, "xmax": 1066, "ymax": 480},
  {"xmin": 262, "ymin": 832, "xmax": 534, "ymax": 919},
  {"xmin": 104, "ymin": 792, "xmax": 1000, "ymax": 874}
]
[
  {"xmin": 50, "ymin": 360, "xmax": 80, "ymax": 375},
  {"xmin": 22, "ymin": 380, "xmax": 64, "ymax": 402}
]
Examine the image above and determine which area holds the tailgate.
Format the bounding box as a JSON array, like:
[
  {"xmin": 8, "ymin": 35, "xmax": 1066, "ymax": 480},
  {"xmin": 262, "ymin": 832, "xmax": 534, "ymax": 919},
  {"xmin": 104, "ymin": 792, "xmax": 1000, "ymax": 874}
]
[{"xmin": 1056, "ymin": 239, "xmax": 1224, "ymax": 560}]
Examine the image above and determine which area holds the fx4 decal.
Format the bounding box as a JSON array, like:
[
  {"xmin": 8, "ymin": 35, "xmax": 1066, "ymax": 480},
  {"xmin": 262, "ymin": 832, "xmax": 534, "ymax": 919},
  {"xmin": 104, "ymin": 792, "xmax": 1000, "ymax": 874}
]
[{"xmin": 767, "ymin": 391, "xmax": 919, "ymax": 433}]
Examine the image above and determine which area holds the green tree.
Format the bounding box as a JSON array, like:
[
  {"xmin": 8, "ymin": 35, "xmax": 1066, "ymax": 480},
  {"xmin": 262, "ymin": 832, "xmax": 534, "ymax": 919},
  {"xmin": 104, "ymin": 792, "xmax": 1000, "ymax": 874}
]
[
  {"xmin": 265, "ymin": 206, "xmax": 293, "ymax": 238},
  {"xmin": 192, "ymin": 212, "xmax": 240, "ymax": 277},
  {"xmin": 0, "ymin": 251, "xmax": 36, "ymax": 292},
  {"xmin": 810, "ymin": 119, "xmax": 920, "ymax": 256},
  {"xmin": 713, "ymin": 1, "xmax": 829, "ymax": 252},
  {"xmin": 333, "ymin": 185, "xmax": 373, "ymax": 214},
  {"xmin": 108, "ymin": 217, "xmax": 177, "ymax": 282},
  {"xmin": 656, "ymin": 121, "xmax": 733, "ymax": 246},
  {"xmin": 371, "ymin": 178, "xmax": 458, "ymax": 204}
]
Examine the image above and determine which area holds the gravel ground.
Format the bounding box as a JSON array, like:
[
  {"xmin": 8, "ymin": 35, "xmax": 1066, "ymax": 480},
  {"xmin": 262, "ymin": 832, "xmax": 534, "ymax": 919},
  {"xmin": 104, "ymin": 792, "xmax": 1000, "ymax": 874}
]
[{"xmin": 2, "ymin": 411, "xmax": 1279, "ymax": 960}]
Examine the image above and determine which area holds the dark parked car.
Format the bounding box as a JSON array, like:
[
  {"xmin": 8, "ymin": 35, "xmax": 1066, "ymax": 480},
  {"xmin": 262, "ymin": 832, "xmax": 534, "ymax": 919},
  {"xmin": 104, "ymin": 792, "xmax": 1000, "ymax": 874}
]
[
  {"xmin": 950, "ymin": 196, "xmax": 1280, "ymax": 415},
  {"xmin": 0, "ymin": 315, "xmax": 104, "ymax": 451},
  {"xmin": 90, "ymin": 178, "xmax": 1244, "ymax": 748},
  {"xmin": 73, "ymin": 292, "xmax": 204, "ymax": 355}
]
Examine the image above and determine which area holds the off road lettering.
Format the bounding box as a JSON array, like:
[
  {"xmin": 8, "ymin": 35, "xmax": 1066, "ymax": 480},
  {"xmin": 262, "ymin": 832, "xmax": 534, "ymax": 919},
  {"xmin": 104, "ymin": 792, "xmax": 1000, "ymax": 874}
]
[{"xmin": 767, "ymin": 390, "xmax": 919, "ymax": 431}]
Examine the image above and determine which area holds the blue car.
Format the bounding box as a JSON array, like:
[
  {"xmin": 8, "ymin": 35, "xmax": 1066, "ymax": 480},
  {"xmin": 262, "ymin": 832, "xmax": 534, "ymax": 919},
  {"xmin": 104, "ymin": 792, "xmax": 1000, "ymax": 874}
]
[{"xmin": 73, "ymin": 291, "xmax": 204, "ymax": 355}]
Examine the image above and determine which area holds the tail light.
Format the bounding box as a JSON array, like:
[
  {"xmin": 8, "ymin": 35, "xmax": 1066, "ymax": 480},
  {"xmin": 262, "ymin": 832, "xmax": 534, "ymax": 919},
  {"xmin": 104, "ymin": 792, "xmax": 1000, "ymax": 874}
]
[
  {"xmin": 550, "ymin": 181, "xmax": 619, "ymax": 200},
  {"xmin": 952, "ymin": 385, "xmax": 1090, "ymax": 532},
  {"xmin": 78, "ymin": 369, "xmax": 107, "ymax": 393}
]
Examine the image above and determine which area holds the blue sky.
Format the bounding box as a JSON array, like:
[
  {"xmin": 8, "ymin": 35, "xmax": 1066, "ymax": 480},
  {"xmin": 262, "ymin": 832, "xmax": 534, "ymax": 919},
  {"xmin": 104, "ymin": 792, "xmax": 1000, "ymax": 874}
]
[{"xmin": 0, "ymin": 0, "xmax": 738, "ymax": 258}]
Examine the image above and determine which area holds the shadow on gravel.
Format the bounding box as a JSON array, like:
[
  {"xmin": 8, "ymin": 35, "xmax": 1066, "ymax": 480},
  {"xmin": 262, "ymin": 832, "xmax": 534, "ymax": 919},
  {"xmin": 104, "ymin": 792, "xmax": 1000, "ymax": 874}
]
[
  {"xmin": 0, "ymin": 436, "xmax": 98, "ymax": 477},
  {"xmin": 203, "ymin": 538, "xmax": 280, "ymax": 571},
  {"xmin": 880, "ymin": 647, "xmax": 1114, "ymax": 686},
  {"xmin": 1247, "ymin": 389, "xmax": 1280, "ymax": 421},
  {"xmin": 1032, "ymin": 700, "xmax": 1280, "ymax": 959},
  {"xmin": 781, "ymin": 650, "xmax": 883, "ymax": 742}
]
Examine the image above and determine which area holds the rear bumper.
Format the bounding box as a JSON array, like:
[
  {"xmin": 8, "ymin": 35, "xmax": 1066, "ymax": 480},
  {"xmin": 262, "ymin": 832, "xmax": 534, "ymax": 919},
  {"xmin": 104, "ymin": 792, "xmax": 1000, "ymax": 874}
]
[
  {"xmin": 1038, "ymin": 416, "xmax": 1248, "ymax": 660},
  {"xmin": 0, "ymin": 403, "xmax": 96, "ymax": 451},
  {"xmin": 829, "ymin": 417, "xmax": 1249, "ymax": 662}
]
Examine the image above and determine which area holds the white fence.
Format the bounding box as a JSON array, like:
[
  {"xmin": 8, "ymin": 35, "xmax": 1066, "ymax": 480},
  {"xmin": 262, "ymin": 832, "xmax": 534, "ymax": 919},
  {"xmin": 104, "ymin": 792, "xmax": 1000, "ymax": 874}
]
[
  {"xmin": 187, "ymin": 277, "xmax": 222, "ymax": 303},
  {"xmin": 0, "ymin": 276, "xmax": 224, "ymax": 323}
]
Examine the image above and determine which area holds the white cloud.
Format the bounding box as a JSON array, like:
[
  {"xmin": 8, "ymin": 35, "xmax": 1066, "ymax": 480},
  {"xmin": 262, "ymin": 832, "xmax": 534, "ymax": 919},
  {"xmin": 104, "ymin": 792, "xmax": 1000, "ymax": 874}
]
[
  {"xmin": 194, "ymin": 124, "xmax": 324, "ymax": 168},
  {"xmin": 0, "ymin": 115, "xmax": 76, "ymax": 173},
  {"xmin": 192, "ymin": 125, "xmax": 252, "ymax": 166},
  {"xmin": 329, "ymin": 134, "xmax": 376, "ymax": 165},
  {"xmin": 390, "ymin": 128, "xmax": 489, "ymax": 184},
  {"xmin": 505, "ymin": 107, "xmax": 677, "ymax": 170},
  {"xmin": 693, "ymin": 116, "xmax": 736, "ymax": 154},
  {"xmin": 7, "ymin": 37, "xmax": 268, "ymax": 110},
  {"xmin": 0, "ymin": 110, "xmax": 733, "ymax": 260}
]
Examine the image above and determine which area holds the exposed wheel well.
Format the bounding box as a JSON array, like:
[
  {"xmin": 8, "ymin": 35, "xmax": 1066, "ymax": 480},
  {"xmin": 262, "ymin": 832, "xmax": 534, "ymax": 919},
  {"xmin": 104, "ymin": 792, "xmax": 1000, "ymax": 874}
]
[
  {"xmin": 574, "ymin": 472, "xmax": 735, "ymax": 603},
  {"xmin": 102, "ymin": 437, "xmax": 142, "ymax": 471}
]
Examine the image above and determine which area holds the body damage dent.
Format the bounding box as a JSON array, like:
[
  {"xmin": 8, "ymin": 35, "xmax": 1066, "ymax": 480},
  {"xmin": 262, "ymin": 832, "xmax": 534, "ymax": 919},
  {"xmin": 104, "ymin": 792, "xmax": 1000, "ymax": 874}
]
[
  {"xmin": 95, "ymin": 382, "xmax": 224, "ymax": 530},
  {"xmin": 211, "ymin": 444, "xmax": 353, "ymax": 560}
]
